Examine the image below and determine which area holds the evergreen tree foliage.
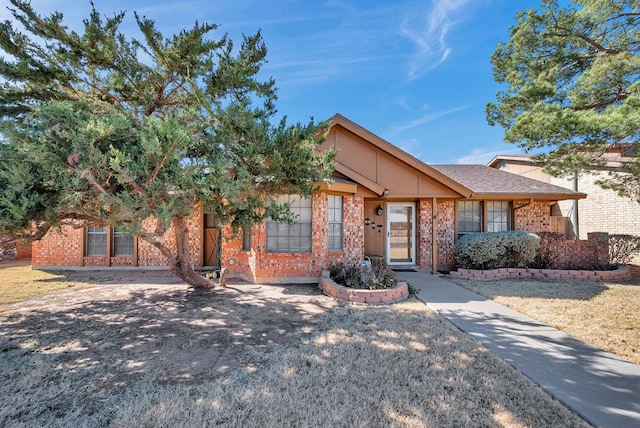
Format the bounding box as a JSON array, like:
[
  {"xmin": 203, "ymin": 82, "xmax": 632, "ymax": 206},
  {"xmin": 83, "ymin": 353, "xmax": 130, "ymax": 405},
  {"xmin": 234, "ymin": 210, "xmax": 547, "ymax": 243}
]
[
  {"xmin": 0, "ymin": 1, "xmax": 334, "ymax": 287},
  {"xmin": 487, "ymin": 0, "xmax": 640, "ymax": 202}
]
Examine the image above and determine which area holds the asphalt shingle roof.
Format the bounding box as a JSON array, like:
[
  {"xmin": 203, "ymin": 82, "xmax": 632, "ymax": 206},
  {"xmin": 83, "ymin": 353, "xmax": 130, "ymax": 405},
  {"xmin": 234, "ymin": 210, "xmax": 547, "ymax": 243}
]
[{"xmin": 430, "ymin": 164, "xmax": 585, "ymax": 198}]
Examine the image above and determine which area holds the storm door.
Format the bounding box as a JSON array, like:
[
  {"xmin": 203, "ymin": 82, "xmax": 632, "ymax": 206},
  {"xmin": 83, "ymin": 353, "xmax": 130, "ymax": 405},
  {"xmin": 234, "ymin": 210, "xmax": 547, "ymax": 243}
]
[{"xmin": 386, "ymin": 203, "xmax": 416, "ymax": 265}]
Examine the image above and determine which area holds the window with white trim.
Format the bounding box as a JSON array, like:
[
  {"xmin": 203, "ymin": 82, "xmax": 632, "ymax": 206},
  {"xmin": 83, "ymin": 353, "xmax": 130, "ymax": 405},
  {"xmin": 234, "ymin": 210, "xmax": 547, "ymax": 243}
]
[
  {"xmin": 487, "ymin": 201, "xmax": 510, "ymax": 232},
  {"xmin": 457, "ymin": 201, "xmax": 482, "ymax": 235},
  {"xmin": 86, "ymin": 227, "xmax": 107, "ymax": 256},
  {"xmin": 112, "ymin": 227, "xmax": 134, "ymax": 256},
  {"xmin": 86, "ymin": 226, "xmax": 134, "ymax": 257},
  {"xmin": 328, "ymin": 195, "xmax": 343, "ymax": 251},
  {"xmin": 266, "ymin": 195, "xmax": 312, "ymax": 252},
  {"xmin": 457, "ymin": 200, "xmax": 512, "ymax": 237}
]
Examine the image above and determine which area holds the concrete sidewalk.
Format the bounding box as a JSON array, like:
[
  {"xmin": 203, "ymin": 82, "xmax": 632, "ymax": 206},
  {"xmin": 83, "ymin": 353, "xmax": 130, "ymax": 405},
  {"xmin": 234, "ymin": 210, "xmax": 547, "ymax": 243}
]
[{"xmin": 396, "ymin": 270, "xmax": 640, "ymax": 428}]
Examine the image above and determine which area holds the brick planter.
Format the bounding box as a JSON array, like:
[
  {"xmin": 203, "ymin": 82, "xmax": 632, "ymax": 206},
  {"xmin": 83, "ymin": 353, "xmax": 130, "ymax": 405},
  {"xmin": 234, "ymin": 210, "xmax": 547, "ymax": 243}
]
[
  {"xmin": 448, "ymin": 265, "xmax": 632, "ymax": 282},
  {"xmin": 319, "ymin": 270, "xmax": 409, "ymax": 305}
]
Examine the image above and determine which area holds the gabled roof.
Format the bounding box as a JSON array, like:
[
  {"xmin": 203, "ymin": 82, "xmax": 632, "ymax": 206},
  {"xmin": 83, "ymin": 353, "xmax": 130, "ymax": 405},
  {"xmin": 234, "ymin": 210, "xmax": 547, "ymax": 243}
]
[
  {"xmin": 487, "ymin": 155, "xmax": 534, "ymax": 168},
  {"xmin": 324, "ymin": 114, "xmax": 585, "ymax": 201},
  {"xmin": 328, "ymin": 114, "xmax": 472, "ymax": 198},
  {"xmin": 488, "ymin": 144, "xmax": 639, "ymax": 169},
  {"xmin": 431, "ymin": 165, "xmax": 586, "ymax": 200}
]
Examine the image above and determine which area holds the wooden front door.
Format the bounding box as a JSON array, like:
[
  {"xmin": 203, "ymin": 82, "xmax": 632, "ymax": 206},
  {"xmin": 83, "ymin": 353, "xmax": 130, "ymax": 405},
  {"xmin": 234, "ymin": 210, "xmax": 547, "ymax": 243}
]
[{"xmin": 203, "ymin": 214, "xmax": 221, "ymax": 267}]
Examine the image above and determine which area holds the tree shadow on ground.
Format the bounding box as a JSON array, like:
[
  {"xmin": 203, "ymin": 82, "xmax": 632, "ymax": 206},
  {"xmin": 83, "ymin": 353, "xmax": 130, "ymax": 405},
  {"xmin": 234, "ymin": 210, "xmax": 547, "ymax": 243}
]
[
  {"xmin": 104, "ymin": 299, "xmax": 589, "ymax": 427},
  {"xmin": 444, "ymin": 309, "xmax": 640, "ymax": 427},
  {"xmin": 0, "ymin": 274, "xmax": 335, "ymax": 424},
  {"xmin": 0, "ymin": 271, "xmax": 590, "ymax": 427}
]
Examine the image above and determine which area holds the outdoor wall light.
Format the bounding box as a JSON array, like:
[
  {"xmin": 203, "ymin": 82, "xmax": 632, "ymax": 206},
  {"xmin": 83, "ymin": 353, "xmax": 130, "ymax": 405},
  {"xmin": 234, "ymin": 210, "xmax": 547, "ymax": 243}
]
[{"xmin": 376, "ymin": 205, "xmax": 383, "ymax": 216}]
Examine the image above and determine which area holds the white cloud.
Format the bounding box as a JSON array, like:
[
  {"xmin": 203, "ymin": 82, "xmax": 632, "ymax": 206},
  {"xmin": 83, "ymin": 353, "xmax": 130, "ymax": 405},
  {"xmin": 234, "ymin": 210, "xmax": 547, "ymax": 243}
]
[
  {"xmin": 400, "ymin": 0, "xmax": 470, "ymax": 80},
  {"xmin": 389, "ymin": 105, "xmax": 467, "ymax": 134}
]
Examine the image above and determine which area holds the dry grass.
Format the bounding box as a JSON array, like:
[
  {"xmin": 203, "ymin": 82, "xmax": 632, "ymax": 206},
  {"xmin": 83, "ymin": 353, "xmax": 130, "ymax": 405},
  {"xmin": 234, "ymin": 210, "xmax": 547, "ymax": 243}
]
[
  {"xmin": 0, "ymin": 269, "xmax": 588, "ymax": 428},
  {"xmin": 107, "ymin": 302, "xmax": 588, "ymax": 428},
  {"xmin": 450, "ymin": 277, "xmax": 640, "ymax": 365},
  {"xmin": 0, "ymin": 261, "xmax": 98, "ymax": 307}
]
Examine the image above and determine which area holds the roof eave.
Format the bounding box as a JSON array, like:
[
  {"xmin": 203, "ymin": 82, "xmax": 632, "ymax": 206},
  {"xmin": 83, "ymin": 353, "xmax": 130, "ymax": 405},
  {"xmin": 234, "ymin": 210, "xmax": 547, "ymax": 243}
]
[
  {"xmin": 469, "ymin": 192, "xmax": 587, "ymax": 201},
  {"xmin": 333, "ymin": 160, "xmax": 386, "ymax": 196}
]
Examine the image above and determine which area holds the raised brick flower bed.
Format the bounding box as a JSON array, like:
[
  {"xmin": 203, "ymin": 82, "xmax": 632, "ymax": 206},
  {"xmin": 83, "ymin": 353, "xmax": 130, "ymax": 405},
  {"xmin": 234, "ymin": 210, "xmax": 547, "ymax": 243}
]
[
  {"xmin": 448, "ymin": 265, "xmax": 632, "ymax": 282},
  {"xmin": 319, "ymin": 270, "xmax": 409, "ymax": 305}
]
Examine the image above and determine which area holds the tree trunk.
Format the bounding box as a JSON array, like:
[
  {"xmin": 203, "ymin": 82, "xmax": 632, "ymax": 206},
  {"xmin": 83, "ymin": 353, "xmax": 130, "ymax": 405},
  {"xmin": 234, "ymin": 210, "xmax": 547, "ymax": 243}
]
[
  {"xmin": 140, "ymin": 216, "xmax": 215, "ymax": 289},
  {"xmin": 170, "ymin": 216, "xmax": 215, "ymax": 289}
]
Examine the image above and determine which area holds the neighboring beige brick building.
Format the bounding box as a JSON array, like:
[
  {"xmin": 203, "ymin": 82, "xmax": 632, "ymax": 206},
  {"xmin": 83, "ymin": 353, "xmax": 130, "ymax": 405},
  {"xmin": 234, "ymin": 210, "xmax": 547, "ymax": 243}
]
[{"xmin": 488, "ymin": 147, "xmax": 640, "ymax": 264}]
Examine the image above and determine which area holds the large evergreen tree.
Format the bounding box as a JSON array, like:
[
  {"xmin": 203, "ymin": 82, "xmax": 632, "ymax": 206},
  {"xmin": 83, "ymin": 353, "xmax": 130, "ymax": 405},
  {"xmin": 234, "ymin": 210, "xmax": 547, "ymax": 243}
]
[
  {"xmin": 0, "ymin": 1, "xmax": 333, "ymax": 287},
  {"xmin": 487, "ymin": 0, "xmax": 640, "ymax": 202}
]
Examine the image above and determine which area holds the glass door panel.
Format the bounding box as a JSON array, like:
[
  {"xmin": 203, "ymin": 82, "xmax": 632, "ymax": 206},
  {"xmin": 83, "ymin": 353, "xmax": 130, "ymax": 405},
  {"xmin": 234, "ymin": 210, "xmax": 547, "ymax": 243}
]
[{"xmin": 387, "ymin": 203, "xmax": 415, "ymax": 265}]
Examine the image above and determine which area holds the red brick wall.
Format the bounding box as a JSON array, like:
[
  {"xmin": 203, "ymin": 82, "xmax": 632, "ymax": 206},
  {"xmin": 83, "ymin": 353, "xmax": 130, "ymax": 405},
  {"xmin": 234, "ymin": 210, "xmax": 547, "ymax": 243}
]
[
  {"xmin": 437, "ymin": 200, "xmax": 456, "ymax": 270},
  {"xmin": 16, "ymin": 242, "xmax": 32, "ymax": 259},
  {"xmin": 222, "ymin": 192, "xmax": 364, "ymax": 282},
  {"xmin": 32, "ymin": 225, "xmax": 84, "ymax": 267},
  {"xmin": 548, "ymin": 232, "xmax": 609, "ymax": 269},
  {"xmin": 514, "ymin": 200, "xmax": 551, "ymax": 233},
  {"xmin": 32, "ymin": 210, "xmax": 203, "ymax": 268},
  {"xmin": 417, "ymin": 199, "xmax": 433, "ymax": 269},
  {"xmin": 137, "ymin": 212, "xmax": 202, "ymax": 267}
]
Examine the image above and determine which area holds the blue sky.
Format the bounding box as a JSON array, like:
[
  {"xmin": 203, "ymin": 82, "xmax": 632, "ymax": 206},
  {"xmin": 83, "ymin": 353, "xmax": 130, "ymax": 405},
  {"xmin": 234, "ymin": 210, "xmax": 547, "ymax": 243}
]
[{"xmin": 2, "ymin": 0, "xmax": 541, "ymax": 165}]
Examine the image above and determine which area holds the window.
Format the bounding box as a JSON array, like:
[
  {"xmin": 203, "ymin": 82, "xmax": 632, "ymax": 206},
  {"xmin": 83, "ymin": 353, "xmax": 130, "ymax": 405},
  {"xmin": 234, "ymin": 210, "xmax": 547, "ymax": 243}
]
[
  {"xmin": 266, "ymin": 195, "xmax": 312, "ymax": 252},
  {"xmin": 112, "ymin": 227, "xmax": 134, "ymax": 256},
  {"xmin": 458, "ymin": 201, "xmax": 482, "ymax": 235},
  {"xmin": 86, "ymin": 227, "xmax": 107, "ymax": 256},
  {"xmin": 487, "ymin": 201, "xmax": 510, "ymax": 232},
  {"xmin": 457, "ymin": 200, "xmax": 512, "ymax": 237},
  {"xmin": 328, "ymin": 195, "xmax": 343, "ymax": 251},
  {"xmin": 242, "ymin": 225, "xmax": 251, "ymax": 251},
  {"xmin": 86, "ymin": 226, "xmax": 134, "ymax": 257}
]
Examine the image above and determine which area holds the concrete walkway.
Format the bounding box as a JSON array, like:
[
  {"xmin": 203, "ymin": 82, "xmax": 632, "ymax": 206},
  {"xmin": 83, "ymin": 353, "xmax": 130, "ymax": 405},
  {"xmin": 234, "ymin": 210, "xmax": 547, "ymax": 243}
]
[{"xmin": 396, "ymin": 270, "xmax": 640, "ymax": 428}]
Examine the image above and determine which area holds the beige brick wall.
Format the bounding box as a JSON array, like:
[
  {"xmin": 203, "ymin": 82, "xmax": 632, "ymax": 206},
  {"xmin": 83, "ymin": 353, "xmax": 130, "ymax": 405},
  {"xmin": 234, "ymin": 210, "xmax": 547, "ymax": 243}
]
[
  {"xmin": 552, "ymin": 173, "xmax": 640, "ymax": 238},
  {"xmin": 552, "ymin": 172, "xmax": 640, "ymax": 264}
]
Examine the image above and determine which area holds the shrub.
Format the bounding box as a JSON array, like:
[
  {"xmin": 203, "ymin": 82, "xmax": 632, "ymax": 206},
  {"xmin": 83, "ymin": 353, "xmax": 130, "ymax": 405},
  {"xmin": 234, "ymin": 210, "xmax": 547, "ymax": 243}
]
[
  {"xmin": 608, "ymin": 234, "xmax": 640, "ymax": 265},
  {"xmin": 453, "ymin": 231, "xmax": 540, "ymax": 270},
  {"xmin": 329, "ymin": 258, "xmax": 398, "ymax": 290},
  {"xmin": 530, "ymin": 232, "xmax": 565, "ymax": 269}
]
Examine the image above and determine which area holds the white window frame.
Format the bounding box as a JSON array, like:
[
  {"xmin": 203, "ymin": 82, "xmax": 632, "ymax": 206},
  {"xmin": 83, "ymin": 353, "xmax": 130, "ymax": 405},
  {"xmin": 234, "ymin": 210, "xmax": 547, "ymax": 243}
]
[
  {"xmin": 112, "ymin": 227, "xmax": 134, "ymax": 257},
  {"xmin": 86, "ymin": 226, "xmax": 107, "ymax": 257},
  {"xmin": 328, "ymin": 195, "xmax": 343, "ymax": 251},
  {"xmin": 266, "ymin": 195, "xmax": 312, "ymax": 253}
]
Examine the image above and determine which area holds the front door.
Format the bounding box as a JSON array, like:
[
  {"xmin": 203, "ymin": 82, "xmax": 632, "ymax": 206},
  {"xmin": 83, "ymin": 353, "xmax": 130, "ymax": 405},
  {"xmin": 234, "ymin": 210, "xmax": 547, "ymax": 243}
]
[{"xmin": 386, "ymin": 203, "xmax": 416, "ymax": 265}]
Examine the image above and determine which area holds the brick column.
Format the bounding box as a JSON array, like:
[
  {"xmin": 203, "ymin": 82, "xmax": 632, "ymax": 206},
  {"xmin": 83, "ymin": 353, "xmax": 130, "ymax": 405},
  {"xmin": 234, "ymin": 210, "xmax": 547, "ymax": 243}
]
[{"xmin": 588, "ymin": 232, "xmax": 609, "ymax": 268}]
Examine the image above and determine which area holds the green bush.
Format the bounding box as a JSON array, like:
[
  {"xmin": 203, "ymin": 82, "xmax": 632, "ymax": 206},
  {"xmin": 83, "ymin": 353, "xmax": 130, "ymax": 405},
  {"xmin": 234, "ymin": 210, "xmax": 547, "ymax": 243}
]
[
  {"xmin": 453, "ymin": 231, "xmax": 540, "ymax": 270},
  {"xmin": 608, "ymin": 234, "xmax": 640, "ymax": 265}
]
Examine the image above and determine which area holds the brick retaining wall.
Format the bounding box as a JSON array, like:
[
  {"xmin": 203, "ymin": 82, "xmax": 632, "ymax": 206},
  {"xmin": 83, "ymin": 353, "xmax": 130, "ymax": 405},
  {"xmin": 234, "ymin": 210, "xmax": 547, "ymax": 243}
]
[
  {"xmin": 449, "ymin": 265, "xmax": 632, "ymax": 282},
  {"xmin": 319, "ymin": 270, "xmax": 409, "ymax": 305}
]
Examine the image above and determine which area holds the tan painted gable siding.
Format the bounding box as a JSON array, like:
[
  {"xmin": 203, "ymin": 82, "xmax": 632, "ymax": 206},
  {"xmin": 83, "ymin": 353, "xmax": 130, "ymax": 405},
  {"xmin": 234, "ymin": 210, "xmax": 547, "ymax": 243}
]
[
  {"xmin": 322, "ymin": 126, "xmax": 460, "ymax": 198},
  {"xmin": 496, "ymin": 161, "xmax": 550, "ymax": 183}
]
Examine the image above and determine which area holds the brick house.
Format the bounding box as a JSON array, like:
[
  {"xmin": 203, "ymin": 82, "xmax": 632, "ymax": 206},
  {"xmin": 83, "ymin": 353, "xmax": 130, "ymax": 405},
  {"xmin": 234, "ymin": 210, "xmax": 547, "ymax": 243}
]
[
  {"xmin": 31, "ymin": 114, "xmax": 586, "ymax": 282},
  {"xmin": 488, "ymin": 147, "xmax": 640, "ymax": 263}
]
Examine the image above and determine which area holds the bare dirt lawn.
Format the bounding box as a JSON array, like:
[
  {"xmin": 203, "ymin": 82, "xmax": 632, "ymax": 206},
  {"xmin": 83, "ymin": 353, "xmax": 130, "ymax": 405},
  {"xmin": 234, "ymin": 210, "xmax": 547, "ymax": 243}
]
[
  {"xmin": 0, "ymin": 263, "xmax": 588, "ymax": 427},
  {"xmin": 450, "ymin": 276, "xmax": 640, "ymax": 365}
]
